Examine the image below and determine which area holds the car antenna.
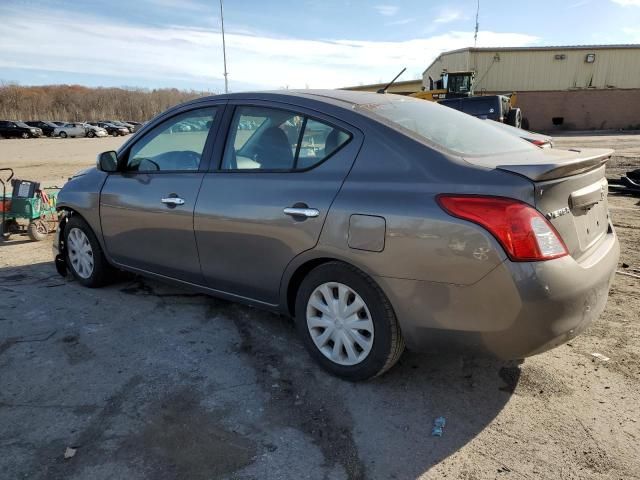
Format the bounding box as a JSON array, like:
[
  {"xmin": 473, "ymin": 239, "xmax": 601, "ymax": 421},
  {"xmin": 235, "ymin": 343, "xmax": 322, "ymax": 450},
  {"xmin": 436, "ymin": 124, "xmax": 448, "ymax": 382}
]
[{"xmin": 377, "ymin": 67, "xmax": 406, "ymax": 94}]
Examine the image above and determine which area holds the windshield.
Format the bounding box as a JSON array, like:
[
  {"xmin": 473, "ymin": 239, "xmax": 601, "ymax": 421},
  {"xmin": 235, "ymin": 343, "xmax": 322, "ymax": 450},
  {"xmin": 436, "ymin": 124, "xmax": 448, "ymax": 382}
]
[
  {"xmin": 447, "ymin": 74, "xmax": 472, "ymax": 94},
  {"xmin": 359, "ymin": 97, "xmax": 536, "ymax": 156},
  {"xmin": 15, "ymin": 122, "xmax": 30, "ymax": 128}
]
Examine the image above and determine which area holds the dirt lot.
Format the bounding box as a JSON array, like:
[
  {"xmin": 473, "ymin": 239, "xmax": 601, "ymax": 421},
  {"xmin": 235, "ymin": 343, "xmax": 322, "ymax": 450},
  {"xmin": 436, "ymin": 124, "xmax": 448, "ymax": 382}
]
[{"xmin": 0, "ymin": 133, "xmax": 639, "ymax": 479}]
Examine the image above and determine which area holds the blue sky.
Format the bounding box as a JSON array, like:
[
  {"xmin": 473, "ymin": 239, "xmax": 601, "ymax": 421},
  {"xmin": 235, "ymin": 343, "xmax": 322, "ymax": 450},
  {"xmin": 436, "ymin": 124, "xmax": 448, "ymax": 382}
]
[{"xmin": 1, "ymin": 0, "xmax": 639, "ymax": 92}]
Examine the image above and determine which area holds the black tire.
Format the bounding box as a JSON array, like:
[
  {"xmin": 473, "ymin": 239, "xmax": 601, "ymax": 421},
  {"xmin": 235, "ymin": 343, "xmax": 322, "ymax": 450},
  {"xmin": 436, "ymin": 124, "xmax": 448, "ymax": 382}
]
[
  {"xmin": 295, "ymin": 261, "xmax": 405, "ymax": 381},
  {"xmin": 87, "ymin": 130, "xmax": 95, "ymax": 138},
  {"xmin": 21, "ymin": 132, "xmax": 30, "ymax": 139},
  {"xmin": 64, "ymin": 215, "xmax": 112, "ymax": 287},
  {"xmin": 59, "ymin": 131, "xmax": 68, "ymax": 138},
  {"xmin": 0, "ymin": 221, "xmax": 10, "ymax": 240},
  {"xmin": 506, "ymin": 108, "xmax": 522, "ymax": 129},
  {"xmin": 112, "ymin": 130, "xmax": 119, "ymax": 137},
  {"xmin": 521, "ymin": 117, "xmax": 530, "ymax": 131},
  {"xmin": 27, "ymin": 220, "xmax": 48, "ymax": 241}
]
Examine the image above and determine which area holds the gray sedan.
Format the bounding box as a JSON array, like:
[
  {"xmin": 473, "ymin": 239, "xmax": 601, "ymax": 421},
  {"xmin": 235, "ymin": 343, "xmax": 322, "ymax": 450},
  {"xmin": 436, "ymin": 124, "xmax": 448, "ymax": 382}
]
[{"xmin": 53, "ymin": 90, "xmax": 619, "ymax": 380}]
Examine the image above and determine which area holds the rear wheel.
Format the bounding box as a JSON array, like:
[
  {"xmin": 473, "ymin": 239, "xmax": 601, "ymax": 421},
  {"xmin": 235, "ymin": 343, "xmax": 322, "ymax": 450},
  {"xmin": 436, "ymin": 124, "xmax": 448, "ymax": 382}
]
[
  {"xmin": 295, "ymin": 262, "xmax": 404, "ymax": 381},
  {"xmin": 1, "ymin": 221, "xmax": 10, "ymax": 240},
  {"xmin": 27, "ymin": 220, "xmax": 48, "ymax": 241},
  {"xmin": 1, "ymin": 218, "xmax": 18, "ymax": 239},
  {"xmin": 64, "ymin": 216, "xmax": 112, "ymax": 287},
  {"xmin": 506, "ymin": 108, "xmax": 522, "ymax": 129}
]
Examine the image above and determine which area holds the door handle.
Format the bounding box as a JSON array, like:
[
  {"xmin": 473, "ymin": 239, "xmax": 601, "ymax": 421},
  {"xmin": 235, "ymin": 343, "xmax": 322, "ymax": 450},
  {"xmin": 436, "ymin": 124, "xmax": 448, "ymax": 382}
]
[
  {"xmin": 161, "ymin": 196, "xmax": 185, "ymax": 206},
  {"xmin": 283, "ymin": 207, "xmax": 319, "ymax": 218}
]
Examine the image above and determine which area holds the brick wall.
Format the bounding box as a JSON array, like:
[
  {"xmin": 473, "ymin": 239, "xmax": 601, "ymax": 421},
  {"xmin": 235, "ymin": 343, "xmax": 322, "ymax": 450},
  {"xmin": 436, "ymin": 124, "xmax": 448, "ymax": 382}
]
[{"xmin": 513, "ymin": 89, "xmax": 640, "ymax": 132}]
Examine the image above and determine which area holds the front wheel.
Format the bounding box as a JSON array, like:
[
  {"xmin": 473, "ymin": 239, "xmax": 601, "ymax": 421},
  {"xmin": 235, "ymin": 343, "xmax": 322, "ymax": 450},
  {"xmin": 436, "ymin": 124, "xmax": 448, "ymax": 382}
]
[
  {"xmin": 295, "ymin": 262, "xmax": 405, "ymax": 381},
  {"xmin": 21, "ymin": 132, "xmax": 30, "ymax": 139},
  {"xmin": 87, "ymin": 130, "xmax": 95, "ymax": 138},
  {"xmin": 59, "ymin": 131, "xmax": 68, "ymax": 138},
  {"xmin": 64, "ymin": 216, "xmax": 112, "ymax": 287}
]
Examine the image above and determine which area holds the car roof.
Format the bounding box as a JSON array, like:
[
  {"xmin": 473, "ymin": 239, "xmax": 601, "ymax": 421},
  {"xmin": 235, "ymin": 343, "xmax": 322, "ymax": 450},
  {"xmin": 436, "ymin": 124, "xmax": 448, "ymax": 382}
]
[{"xmin": 190, "ymin": 89, "xmax": 403, "ymax": 109}]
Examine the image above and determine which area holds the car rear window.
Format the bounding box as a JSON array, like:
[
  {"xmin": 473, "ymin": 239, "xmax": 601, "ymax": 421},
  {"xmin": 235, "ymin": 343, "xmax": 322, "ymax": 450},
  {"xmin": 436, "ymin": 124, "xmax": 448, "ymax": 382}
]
[{"xmin": 359, "ymin": 97, "xmax": 536, "ymax": 156}]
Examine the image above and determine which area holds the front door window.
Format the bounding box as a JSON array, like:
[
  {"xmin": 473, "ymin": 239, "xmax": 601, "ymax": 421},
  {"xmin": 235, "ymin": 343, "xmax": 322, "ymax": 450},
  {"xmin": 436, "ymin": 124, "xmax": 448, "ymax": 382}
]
[{"xmin": 126, "ymin": 107, "xmax": 217, "ymax": 172}]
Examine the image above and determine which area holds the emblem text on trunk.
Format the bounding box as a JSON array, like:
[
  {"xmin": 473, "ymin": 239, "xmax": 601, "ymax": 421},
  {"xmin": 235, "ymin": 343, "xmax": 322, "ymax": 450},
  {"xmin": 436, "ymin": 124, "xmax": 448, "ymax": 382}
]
[{"xmin": 545, "ymin": 207, "xmax": 571, "ymax": 219}]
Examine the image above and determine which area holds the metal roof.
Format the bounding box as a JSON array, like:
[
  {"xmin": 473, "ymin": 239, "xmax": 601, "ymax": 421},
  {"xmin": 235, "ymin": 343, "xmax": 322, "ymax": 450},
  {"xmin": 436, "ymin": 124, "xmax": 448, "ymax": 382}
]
[{"xmin": 439, "ymin": 44, "xmax": 640, "ymax": 55}]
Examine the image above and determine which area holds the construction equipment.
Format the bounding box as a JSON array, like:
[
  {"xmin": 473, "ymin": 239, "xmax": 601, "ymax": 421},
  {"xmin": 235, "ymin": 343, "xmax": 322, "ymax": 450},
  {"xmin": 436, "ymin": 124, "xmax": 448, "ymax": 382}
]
[
  {"xmin": 1, "ymin": 168, "xmax": 60, "ymax": 241},
  {"xmin": 410, "ymin": 70, "xmax": 526, "ymax": 129},
  {"xmin": 412, "ymin": 70, "xmax": 476, "ymax": 101}
]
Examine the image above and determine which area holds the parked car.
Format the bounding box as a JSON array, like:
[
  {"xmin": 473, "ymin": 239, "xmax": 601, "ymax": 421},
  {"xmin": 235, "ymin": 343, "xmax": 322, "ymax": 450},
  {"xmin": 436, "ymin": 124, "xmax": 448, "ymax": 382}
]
[
  {"xmin": 124, "ymin": 121, "xmax": 143, "ymax": 132},
  {"xmin": 51, "ymin": 122, "xmax": 105, "ymax": 138},
  {"xmin": 53, "ymin": 122, "xmax": 87, "ymax": 138},
  {"xmin": 54, "ymin": 91, "xmax": 619, "ymax": 380},
  {"xmin": 82, "ymin": 123, "xmax": 108, "ymax": 138},
  {"xmin": 483, "ymin": 119, "xmax": 553, "ymax": 148},
  {"xmin": 0, "ymin": 120, "xmax": 43, "ymax": 138},
  {"xmin": 88, "ymin": 122, "xmax": 129, "ymax": 137},
  {"xmin": 25, "ymin": 121, "xmax": 59, "ymax": 137},
  {"xmin": 101, "ymin": 120, "xmax": 135, "ymax": 133}
]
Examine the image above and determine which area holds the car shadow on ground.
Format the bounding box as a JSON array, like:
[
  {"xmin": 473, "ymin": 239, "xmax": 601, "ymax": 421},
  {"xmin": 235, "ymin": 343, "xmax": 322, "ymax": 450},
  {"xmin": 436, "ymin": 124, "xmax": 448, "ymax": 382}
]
[{"xmin": 0, "ymin": 261, "xmax": 520, "ymax": 480}]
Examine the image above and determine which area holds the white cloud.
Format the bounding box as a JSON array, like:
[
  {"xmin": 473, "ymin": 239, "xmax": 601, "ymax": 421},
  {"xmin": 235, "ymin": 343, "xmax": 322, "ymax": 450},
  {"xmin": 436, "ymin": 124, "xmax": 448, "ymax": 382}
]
[
  {"xmin": 610, "ymin": 0, "xmax": 640, "ymax": 5},
  {"xmin": 434, "ymin": 9, "xmax": 462, "ymax": 24},
  {"xmin": 374, "ymin": 5, "xmax": 399, "ymax": 16},
  {"xmin": 0, "ymin": 6, "xmax": 539, "ymax": 90}
]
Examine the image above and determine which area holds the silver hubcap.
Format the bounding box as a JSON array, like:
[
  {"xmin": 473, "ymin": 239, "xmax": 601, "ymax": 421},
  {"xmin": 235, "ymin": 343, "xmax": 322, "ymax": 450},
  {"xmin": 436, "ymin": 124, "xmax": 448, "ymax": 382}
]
[
  {"xmin": 67, "ymin": 228, "xmax": 94, "ymax": 279},
  {"xmin": 306, "ymin": 282, "xmax": 374, "ymax": 366}
]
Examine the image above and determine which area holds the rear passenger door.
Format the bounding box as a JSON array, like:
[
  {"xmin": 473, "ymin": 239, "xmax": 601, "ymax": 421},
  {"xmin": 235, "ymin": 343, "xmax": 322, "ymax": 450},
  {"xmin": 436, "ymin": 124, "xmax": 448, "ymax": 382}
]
[{"xmin": 194, "ymin": 102, "xmax": 362, "ymax": 305}]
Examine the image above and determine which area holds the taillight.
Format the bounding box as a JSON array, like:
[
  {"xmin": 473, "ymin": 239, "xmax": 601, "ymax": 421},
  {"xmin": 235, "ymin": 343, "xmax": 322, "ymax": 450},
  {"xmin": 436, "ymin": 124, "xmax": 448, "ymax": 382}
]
[
  {"xmin": 436, "ymin": 195, "xmax": 568, "ymax": 262},
  {"xmin": 529, "ymin": 139, "xmax": 551, "ymax": 149}
]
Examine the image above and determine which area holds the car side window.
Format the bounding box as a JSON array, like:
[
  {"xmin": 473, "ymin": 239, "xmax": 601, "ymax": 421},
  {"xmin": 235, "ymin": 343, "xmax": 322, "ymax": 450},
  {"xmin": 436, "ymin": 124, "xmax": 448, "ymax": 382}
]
[
  {"xmin": 125, "ymin": 107, "xmax": 217, "ymax": 172},
  {"xmin": 221, "ymin": 106, "xmax": 350, "ymax": 171},
  {"xmin": 297, "ymin": 118, "xmax": 351, "ymax": 169}
]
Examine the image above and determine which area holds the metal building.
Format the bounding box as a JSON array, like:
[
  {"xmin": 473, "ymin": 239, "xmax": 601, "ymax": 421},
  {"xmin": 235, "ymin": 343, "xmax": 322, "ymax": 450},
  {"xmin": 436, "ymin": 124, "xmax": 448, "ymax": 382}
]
[{"xmin": 423, "ymin": 45, "xmax": 640, "ymax": 131}]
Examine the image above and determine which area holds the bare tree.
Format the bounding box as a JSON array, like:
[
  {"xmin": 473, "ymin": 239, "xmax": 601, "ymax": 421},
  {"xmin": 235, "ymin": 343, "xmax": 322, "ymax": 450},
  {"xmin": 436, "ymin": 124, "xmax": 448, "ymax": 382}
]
[{"xmin": 0, "ymin": 84, "xmax": 215, "ymax": 122}]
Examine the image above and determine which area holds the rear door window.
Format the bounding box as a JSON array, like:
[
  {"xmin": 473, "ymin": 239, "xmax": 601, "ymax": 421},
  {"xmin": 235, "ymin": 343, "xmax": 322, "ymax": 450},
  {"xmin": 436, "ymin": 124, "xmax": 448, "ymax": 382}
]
[{"xmin": 222, "ymin": 106, "xmax": 351, "ymax": 171}]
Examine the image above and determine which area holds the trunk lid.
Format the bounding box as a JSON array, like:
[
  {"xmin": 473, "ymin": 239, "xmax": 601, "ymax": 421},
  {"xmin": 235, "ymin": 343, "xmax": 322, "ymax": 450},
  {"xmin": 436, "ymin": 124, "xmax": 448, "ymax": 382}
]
[{"xmin": 467, "ymin": 147, "xmax": 613, "ymax": 260}]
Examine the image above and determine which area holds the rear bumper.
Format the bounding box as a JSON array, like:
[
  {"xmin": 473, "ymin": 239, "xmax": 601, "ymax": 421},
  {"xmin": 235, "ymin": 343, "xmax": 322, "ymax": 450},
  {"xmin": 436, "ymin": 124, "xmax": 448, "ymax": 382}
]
[{"xmin": 377, "ymin": 230, "xmax": 619, "ymax": 359}]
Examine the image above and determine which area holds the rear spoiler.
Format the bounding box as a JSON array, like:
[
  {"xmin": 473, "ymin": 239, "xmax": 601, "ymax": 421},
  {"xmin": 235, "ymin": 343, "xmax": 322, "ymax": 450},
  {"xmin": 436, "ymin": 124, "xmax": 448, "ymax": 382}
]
[{"xmin": 496, "ymin": 148, "xmax": 613, "ymax": 182}]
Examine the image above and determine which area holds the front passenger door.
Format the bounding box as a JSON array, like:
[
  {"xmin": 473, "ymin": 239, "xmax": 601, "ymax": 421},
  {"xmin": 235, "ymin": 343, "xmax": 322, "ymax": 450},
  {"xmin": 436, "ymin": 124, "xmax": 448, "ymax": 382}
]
[{"xmin": 100, "ymin": 105, "xmax": 221, "ymax": 283}]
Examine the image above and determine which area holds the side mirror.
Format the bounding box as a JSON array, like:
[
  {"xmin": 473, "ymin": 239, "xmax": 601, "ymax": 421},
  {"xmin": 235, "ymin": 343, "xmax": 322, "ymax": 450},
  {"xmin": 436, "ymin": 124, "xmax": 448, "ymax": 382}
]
[{"xmin": 97, "ymin": 151, "xmax": 118, "ymax": 172}]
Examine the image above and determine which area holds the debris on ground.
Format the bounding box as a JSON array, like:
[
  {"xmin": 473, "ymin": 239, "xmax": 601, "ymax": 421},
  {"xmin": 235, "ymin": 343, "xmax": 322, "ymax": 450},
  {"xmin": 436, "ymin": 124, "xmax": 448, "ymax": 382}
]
[
  {"xmin": 431, "ymin": 417, "xmax": 446, "ymax": 437},
  {"xmin": 63, "ymin": 447, "xmax": 77, "ymax": 459},
  {"xmin": 609, "ymin": 169, "xmax": 640, "ymax": 196},
  {"xmin": 591, "ymin": 353, "xmax": 610, "ymax": 362}
]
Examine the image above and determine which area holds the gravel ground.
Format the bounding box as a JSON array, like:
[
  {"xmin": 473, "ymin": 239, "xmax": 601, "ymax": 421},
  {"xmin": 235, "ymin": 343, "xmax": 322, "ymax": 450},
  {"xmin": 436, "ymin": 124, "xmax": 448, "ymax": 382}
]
[{"xmin": 0, "ymin": 133, "xmax": 639, "ymax": 479}]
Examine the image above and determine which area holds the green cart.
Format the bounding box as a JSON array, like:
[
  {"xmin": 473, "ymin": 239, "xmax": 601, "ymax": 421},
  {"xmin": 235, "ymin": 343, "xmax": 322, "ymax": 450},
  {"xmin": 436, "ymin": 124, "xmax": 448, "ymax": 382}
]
[{"xmin": 1, "ymin": 168, "xmax": 60, "ymax": 242}]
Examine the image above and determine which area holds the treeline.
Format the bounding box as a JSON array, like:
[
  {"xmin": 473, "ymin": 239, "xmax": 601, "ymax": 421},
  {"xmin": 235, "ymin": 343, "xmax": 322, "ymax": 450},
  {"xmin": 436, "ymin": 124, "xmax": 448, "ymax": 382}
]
[{"xmin": 0, "ymin": 83, "xmax": 214, "ymax": 122}]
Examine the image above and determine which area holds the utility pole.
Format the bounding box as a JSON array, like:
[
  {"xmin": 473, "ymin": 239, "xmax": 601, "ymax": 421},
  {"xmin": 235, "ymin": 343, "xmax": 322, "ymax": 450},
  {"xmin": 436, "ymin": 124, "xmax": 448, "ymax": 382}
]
[
  {"xmin": 219, "ymin": 0, "xmax": 229, "ymax": 93},
  {"xmin": 474, "ymin": 0, "xmax": 480, "ymax": 47}
]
